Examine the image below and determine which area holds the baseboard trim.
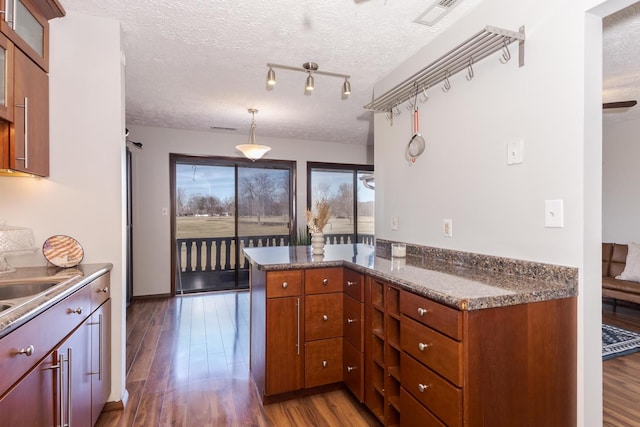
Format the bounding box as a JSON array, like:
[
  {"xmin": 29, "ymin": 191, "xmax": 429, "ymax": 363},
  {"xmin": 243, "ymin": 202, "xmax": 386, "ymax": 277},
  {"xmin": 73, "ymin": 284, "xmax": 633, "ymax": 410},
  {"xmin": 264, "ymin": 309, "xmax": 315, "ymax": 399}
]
[{"xmin": 102, "ymin": 388, "xmax": 129, "ymax": 412}]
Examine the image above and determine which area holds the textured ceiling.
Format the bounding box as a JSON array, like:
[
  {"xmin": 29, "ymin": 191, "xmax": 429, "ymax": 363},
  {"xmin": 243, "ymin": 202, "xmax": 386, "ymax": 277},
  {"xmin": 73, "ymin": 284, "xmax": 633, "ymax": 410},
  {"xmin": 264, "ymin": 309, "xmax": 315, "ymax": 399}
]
[{"xmin": 57, "ymin": 0, "xmax": 637, "ymax": 145}]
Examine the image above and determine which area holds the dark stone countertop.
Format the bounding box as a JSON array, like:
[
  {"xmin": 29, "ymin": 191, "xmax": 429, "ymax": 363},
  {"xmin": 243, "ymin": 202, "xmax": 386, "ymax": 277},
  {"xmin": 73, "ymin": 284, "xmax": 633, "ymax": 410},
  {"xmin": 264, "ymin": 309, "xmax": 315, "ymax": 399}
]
[
  {"xmin": 0, "ymin": 263, "xmax": 113, "ymax": 338},
  {"xmin": 243, "ymin": 244, "xmax": 576, "ymax": 310}
]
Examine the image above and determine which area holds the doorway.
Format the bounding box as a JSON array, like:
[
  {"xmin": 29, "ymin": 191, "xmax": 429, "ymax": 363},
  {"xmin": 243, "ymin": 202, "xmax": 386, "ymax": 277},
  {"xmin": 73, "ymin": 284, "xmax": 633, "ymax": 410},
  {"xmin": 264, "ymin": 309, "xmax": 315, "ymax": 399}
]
[{"xmin": 170, "ymin": 155, "xmax": 295, "ymax": 295}]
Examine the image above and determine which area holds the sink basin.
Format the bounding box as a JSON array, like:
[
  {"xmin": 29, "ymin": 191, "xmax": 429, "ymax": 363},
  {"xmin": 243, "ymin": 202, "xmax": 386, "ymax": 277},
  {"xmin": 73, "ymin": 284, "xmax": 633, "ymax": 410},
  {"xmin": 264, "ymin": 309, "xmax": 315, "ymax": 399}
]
[{"xmin": 0, "ymin": 281, "xmax": 60, "ymax": 300}]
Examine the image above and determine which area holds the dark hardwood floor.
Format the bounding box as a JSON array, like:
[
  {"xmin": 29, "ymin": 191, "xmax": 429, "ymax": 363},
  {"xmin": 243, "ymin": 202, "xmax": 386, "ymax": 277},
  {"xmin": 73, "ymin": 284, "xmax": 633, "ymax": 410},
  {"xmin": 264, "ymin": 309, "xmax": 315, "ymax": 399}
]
[
  {"xmin": 96, "ymin": 291, "xmax": 379, "ymax": 426},
  {"xmin": 603, "ymin": 299, "xmax": 640, "ymax": 427}
]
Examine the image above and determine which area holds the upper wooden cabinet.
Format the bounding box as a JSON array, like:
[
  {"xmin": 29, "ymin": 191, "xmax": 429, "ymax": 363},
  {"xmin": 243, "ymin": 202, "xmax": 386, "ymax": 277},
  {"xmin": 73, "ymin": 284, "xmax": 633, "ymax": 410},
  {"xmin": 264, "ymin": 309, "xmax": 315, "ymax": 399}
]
[
  {"xmin": 0, "ymin": 0, "xmax": 63, "ymax": 177},
  {"xmin": 0, "ymin": 0, "xmax": 64, "ymax": 72}
]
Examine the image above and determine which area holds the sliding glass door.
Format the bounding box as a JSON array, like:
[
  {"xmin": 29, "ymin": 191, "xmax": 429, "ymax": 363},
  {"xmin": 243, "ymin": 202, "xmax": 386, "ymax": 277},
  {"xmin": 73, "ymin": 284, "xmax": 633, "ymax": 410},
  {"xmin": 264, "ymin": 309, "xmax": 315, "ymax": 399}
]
[{"xmin": 172, "ymin": 155, "xmax": 294, "ymax": 294}]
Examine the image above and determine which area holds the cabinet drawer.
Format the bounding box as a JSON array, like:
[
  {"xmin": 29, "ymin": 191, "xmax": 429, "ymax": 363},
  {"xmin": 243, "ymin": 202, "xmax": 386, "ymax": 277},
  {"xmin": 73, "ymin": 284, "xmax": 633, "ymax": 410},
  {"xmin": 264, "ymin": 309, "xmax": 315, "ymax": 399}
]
[
  {"xmin": 0, "ymin": 284, "xmax": 91, "ymax": 397},
  {"xmin": 343, "ymin": 339, "xmax": 363, "ymax": 402},
  {"xmin": 401, "ymin": 353, "xmax": 462, "ymax": 427},
  {"xmin": 305, "ymin": 268, "xmax": 343, "ymax": 294},
  {"xmin": 343, "ymin": 294, "xmax": 363, "ymax": 350},
  {"xmin": 305, "ymin": 293, "xmax": 343, "ymax": 341},
  {"xmin": 266, "ymin": 270, "xmax": 302, "ymax": 298},
  {"xmin": 305, "ymin": 337, "xmax": 343, "ymax": 388},
  {"xmin": 400, "ymin": 291, "xmax": 462, "ymax": 340},
  {"xmin": 90, "ymin": 272, "xmax": 110, "ymax": 310},
  {"xmin": 343, "ymin": 269, "xmax": 363, "ymax": 302},
  {"xmin": 400, "ymin": 388, "xmax": 446, "ymax": 427},
  {"xmin": 401, "ymin": 316, "xmax": 463, "ymax": 386}
]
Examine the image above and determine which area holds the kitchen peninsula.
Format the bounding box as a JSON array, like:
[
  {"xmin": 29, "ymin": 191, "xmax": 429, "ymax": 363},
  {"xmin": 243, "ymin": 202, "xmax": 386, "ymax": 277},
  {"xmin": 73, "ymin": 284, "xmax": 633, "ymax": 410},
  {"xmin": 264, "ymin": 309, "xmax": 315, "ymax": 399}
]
[{"xmin": 245, "ymin": 243, "xmax": 577, "ymax": 426}]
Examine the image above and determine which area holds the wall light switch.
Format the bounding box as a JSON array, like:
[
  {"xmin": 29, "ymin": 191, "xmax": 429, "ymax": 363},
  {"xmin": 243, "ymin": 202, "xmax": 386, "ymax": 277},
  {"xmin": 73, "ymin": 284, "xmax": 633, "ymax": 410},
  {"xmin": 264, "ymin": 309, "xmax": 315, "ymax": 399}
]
[
  {"xmin": 507, "ymin": 140, "xmax": 524, "ymax": 165},
  {"xmin": 544, "ymin": 200, "xmax": 563, "ymax": 228},
  {"xmin": 161, "ymin": 207, "xmax": 168, "ymax": 216},
  {"xmin": 391, "ymin": 216, "xmax": 399, "ymax": 231}
]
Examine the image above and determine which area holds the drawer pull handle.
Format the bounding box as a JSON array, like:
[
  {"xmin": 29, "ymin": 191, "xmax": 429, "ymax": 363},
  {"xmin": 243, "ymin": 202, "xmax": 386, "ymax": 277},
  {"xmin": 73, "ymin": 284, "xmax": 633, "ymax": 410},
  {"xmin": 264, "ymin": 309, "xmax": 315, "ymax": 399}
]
[
  {"xmin": 418, "ymin": 383, "xmax": 429, "ymax": 393},
  {"xmin": 322, "ymin": 278, "xmax": 329, "ymax": 285},
  {"xmin": 417, "ymin": 307, "xmax": 428, "ymax": 316},
  {"xmin": 347, "ymin": 280, "xmax": 356, "ymax": 287},
  {"xmin": 322, "ymin": 360, "xmax": 328, "ymax": 368},
  {"xmin": 347, "ymin": 318, "xmax": 355, "ymax": 324},
  {"xmin": 69, "ymin": 307, "xmax": 83, "ymax": 315},
  {"xmin": 322, "ymin": 314, "xmax": 328, "ymax": 321},
  {"xmin": 418, "ymin": 342, "xmax": 430, "ymax": 351},
  {"xmin": 17, "ymin": 345, "xmax": 35, "ymax": 356},
  {"xmin": 347, "ymin": 366, "xmax": 356, "ymax": 372},
  {"xmin": 100, "ymin": 287, "xmax": 109, "ymax": 293},
  {"xmin": 282, "ymin": 282, "xmax": 288, "ymax": 288}
]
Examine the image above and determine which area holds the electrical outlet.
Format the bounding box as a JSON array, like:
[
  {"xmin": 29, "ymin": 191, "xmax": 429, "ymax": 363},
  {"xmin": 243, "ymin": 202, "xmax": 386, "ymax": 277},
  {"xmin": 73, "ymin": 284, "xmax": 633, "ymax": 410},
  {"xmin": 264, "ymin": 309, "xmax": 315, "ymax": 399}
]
[
  {"xmin": 391, "ymin": 216, "xmax": 399, "ymax": 231},
  {"xmin": 161, "ymin": 207, "xmax": 168, "ymax": 216},
  {"xmin": 443, "ymin": 219, "xmax": 453, "ymax": 237}
]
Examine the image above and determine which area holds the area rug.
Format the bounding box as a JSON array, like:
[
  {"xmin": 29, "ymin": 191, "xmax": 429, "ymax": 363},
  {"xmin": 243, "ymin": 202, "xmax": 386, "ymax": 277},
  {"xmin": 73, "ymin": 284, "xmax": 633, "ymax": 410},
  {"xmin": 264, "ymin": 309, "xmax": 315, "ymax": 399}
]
[{"xmin": 602, "ymin": 323, "xmax": 640, "ymax": 360}]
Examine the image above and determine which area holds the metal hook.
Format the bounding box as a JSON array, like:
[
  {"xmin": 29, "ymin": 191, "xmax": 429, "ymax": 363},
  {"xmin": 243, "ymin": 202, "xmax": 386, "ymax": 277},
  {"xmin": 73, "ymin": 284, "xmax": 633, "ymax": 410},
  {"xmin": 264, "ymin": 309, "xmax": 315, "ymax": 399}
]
[
  {"xmin": 466, "ymin": 57, "xmax": 474, "ymax": 81},
  {"xmin": 386, "ymin": 109, "xmax": 392, "ymax": 121},
  {"xmin": 406, "ymin": 98, "xmax": 415, "ymax": 110},
  {"xmin": 393, "ymin": 103, "xmax": 401, "ymax": 117},
  {"xmin": 419, "ymin": 86, "xmax": 429, "ymax": 103},
  {"xmin": 499, "ymin": 39, "xmax": 511, "ymax": 64},
  {"xmin": 442, "ymin": 71, "xmax": 451, "ymax": 92}
]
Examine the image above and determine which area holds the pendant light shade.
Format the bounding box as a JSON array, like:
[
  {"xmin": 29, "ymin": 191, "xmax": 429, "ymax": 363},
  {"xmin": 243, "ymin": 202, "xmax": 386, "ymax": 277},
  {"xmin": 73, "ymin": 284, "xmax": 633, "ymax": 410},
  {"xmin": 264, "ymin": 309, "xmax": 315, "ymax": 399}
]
[{"xmin": 236, "ymin": 108, "xmax": 271, "ymax": 161}]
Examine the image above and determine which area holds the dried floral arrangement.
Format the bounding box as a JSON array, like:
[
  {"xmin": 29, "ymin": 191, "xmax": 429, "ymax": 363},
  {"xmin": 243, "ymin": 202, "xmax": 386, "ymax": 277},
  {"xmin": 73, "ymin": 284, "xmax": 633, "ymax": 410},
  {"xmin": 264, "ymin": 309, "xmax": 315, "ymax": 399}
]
[{"xmin": 305, "ymin": 199, "xmax": 331, "ymax": 234}]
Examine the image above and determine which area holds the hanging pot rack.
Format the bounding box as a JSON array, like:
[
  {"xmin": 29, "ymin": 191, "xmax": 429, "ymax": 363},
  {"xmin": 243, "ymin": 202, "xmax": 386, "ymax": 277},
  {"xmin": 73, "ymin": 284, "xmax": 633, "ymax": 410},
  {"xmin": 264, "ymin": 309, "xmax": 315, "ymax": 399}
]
[{"xmin": 364, "ymin": 25, "xmax": 525, "ymax": 114}]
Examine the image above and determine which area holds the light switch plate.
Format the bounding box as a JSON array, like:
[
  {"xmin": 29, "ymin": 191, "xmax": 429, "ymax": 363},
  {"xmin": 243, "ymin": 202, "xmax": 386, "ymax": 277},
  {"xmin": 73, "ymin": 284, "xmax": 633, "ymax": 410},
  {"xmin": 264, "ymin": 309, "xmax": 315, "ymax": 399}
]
[
  {"xmin": 391, "ymin": 216, "xmax": 399, "ymax": 231},
  {"xmin": 443, "ymin": 219, "xmax": 453, "ymax": 237},
  {"xmin": 507, "ymin": 140, "xmax": 524, "ymax": 165},
  {"xmin": 544, "ymin": 200, "xmax": 564, "ymax": 228}
]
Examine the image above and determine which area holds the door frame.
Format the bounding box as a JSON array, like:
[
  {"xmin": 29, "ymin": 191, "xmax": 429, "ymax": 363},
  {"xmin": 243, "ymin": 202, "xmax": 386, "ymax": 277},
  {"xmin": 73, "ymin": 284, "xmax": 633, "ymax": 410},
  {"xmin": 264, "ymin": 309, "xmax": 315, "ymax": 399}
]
[{"xmin": 169, "ymin": 154, "xmax": 297, "ymax": 296}]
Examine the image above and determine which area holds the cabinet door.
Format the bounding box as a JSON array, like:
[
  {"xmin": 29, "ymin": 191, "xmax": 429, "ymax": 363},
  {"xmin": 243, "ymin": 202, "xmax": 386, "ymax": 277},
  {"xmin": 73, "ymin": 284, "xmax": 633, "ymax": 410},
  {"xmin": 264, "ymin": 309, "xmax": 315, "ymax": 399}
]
[
  {"xmin": 11, "ymin": 47, "xmax": 48, "ymax": 176},
  {"xmin": 265, "ymin": 296, "xmax": 303, "ymax": 395},
  {"xmin": 0, "ymin": 352, "xmax": 55, "ymax": 427},
  {"xmin": 0, "ymin": 0, "xmax": 49, "ymax": 70},
  {"xmin": 0, "ymin": 33, "xmax": 13, "ymax": 121},
  {"xmin": 57, "ymin": 320, "xmax": 92, "ymax": 427},
  {"xmin": 91, "ymin": 299, "xmax": 111, "ymax": 426}
]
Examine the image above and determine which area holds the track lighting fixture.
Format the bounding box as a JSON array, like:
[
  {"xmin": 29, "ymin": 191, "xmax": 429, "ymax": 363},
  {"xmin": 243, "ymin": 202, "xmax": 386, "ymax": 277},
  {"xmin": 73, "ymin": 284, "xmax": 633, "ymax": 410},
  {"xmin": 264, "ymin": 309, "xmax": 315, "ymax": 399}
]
[
  {"xmin": 235, "ymin": 108, "xmax": 271, "ymax": 161},
  {"xmin": 265, "ymin": 62, "xmax": 351, "ymax": 98}
]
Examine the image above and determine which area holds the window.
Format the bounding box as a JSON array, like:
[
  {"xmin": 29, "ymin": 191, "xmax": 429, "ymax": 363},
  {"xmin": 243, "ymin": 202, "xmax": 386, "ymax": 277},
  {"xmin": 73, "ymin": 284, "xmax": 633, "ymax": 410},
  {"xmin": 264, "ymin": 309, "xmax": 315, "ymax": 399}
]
[{"xmin": 307, "ymin": 162, "xmax": 374, "ymax": 245}]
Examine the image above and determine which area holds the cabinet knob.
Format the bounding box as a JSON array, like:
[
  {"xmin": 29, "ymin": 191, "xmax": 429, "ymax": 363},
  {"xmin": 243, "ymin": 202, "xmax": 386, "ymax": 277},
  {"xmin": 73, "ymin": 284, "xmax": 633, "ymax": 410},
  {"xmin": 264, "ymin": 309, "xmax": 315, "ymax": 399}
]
[
  {"xmin": 282, "ymin": 282, "xmax": 288, "ymax": 288},
  {"xmin": 100, "ymin": 287, "xmax": 109, "ymax": 293},
  {"xmin": 418, "ymin": 342, "xmax": 430, "ymax": 351},
  {"xmin": 347, "ymin": 366, "xmax": 356, "ymax": 372},
  {"xmin": 417, "ymin": 307, "xmax": 428, "ymax": 316},
  {"xmin": 16, "ymin": 345, "xmax": 35, "ymax": 357},
  {"xmin": 69, "ymin": 307, "xmax": 83, "ymax": 315},
  {"xmin": 322, "ymin": 314, "xmax": 328, "ymax": 321},
  {"xmin": 322, "ymin": 278, "xmax": 329, "ymax": 285},
  {"xmin": 347, "ymin": 280, "xmax": 356, "ymax": 287},
  {"xmin": 322, "ymin": 360, "xmax": 328, "ymax": 368},
  {"xmin": 347, "ymin": 318, "xmax": 355, "ymax": 324},
  {"xmin": 418, "ymin": 383, "xmax": 429, "ymax": 393}
]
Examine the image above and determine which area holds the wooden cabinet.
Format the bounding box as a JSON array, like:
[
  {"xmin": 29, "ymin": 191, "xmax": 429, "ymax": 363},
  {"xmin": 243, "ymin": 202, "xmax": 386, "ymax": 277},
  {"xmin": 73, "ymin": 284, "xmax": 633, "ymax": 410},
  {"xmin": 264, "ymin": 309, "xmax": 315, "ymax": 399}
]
[
  {"xmin": 90, "ymin": 299, "xmax": 111, "ymax": 427},
  {"xmin": 343, "ymin": 269, "xmax": 364, "ymax": 401},
  {"xmin": 261, "ymin": 270, "xmax": 303, "ymax": 396},
  {"xmin": 396, "ymin": 289, "xmax": 576, "ymax": 427},
  {"xmin": 365, "ymin": 277, "xmax": 401, "ymax": 426},
  {"xmin": 0, "ymin": 272, "xmax": 112, "ymax": 426},
  {"xmin": 0, "ymin": 353, "xmax": 54, "ymax": 426},
  {"xmin": 0, "ymin": 0, "xmax": 62, "ymax": 177}
]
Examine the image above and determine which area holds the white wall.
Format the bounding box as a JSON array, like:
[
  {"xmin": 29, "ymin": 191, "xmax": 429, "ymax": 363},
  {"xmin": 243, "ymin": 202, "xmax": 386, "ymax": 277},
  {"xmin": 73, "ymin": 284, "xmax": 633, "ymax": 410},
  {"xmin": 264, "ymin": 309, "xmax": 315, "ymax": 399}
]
[
  {"xmin": 603, "ymin": 117, "xmax": 640, "ymax": 244},
  {"xmin": 0, "ymin": 13, "xmax": 126, "ymax": 403},
  {"xmin": 372, "ymin": 0, "xmax": 632, "ymax": 425},
  {"xmin": 127, "ymin": 125, "xmax": 371, "ymax": 296}
]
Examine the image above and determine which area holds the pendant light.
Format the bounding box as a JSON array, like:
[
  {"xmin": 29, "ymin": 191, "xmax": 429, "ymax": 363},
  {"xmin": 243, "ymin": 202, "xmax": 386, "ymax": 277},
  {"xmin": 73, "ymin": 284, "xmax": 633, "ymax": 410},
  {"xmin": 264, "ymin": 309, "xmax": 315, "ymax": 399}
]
[{"xmin": 235, "ymin": 108, "xmax": 271, "ymax": 161}]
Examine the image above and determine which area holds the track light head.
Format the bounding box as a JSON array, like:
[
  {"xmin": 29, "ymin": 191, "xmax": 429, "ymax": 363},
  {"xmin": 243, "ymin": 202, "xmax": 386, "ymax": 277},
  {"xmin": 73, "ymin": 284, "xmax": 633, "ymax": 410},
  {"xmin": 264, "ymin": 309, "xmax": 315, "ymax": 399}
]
[
  {"xmin": 342, "ymin": 79, "xmax": 351, "ymax": 96},
  {"xmin": 305, "ymin": 73, "xmax": 315, "ymax": 91},
  {"xmin": 267, "ymin": 67, "xmax": 276, "ymax": 86}
]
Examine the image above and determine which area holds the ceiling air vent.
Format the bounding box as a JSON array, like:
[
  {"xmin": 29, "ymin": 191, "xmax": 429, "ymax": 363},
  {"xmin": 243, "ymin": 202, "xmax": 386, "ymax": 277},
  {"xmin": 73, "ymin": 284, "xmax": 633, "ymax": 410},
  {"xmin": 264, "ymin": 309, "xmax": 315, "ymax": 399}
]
[{"xmin": 414, "ymin": 0, "xmax": 462, "ymax": 27}]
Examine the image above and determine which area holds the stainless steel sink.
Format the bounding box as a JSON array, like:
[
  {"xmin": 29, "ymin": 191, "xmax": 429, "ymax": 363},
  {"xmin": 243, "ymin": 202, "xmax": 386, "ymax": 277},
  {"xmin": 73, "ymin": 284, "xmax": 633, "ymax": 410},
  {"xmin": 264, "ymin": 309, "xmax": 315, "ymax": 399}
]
[{"xmin": 0, "ymin": 281, "xmax": 60, "ymax": 301}]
